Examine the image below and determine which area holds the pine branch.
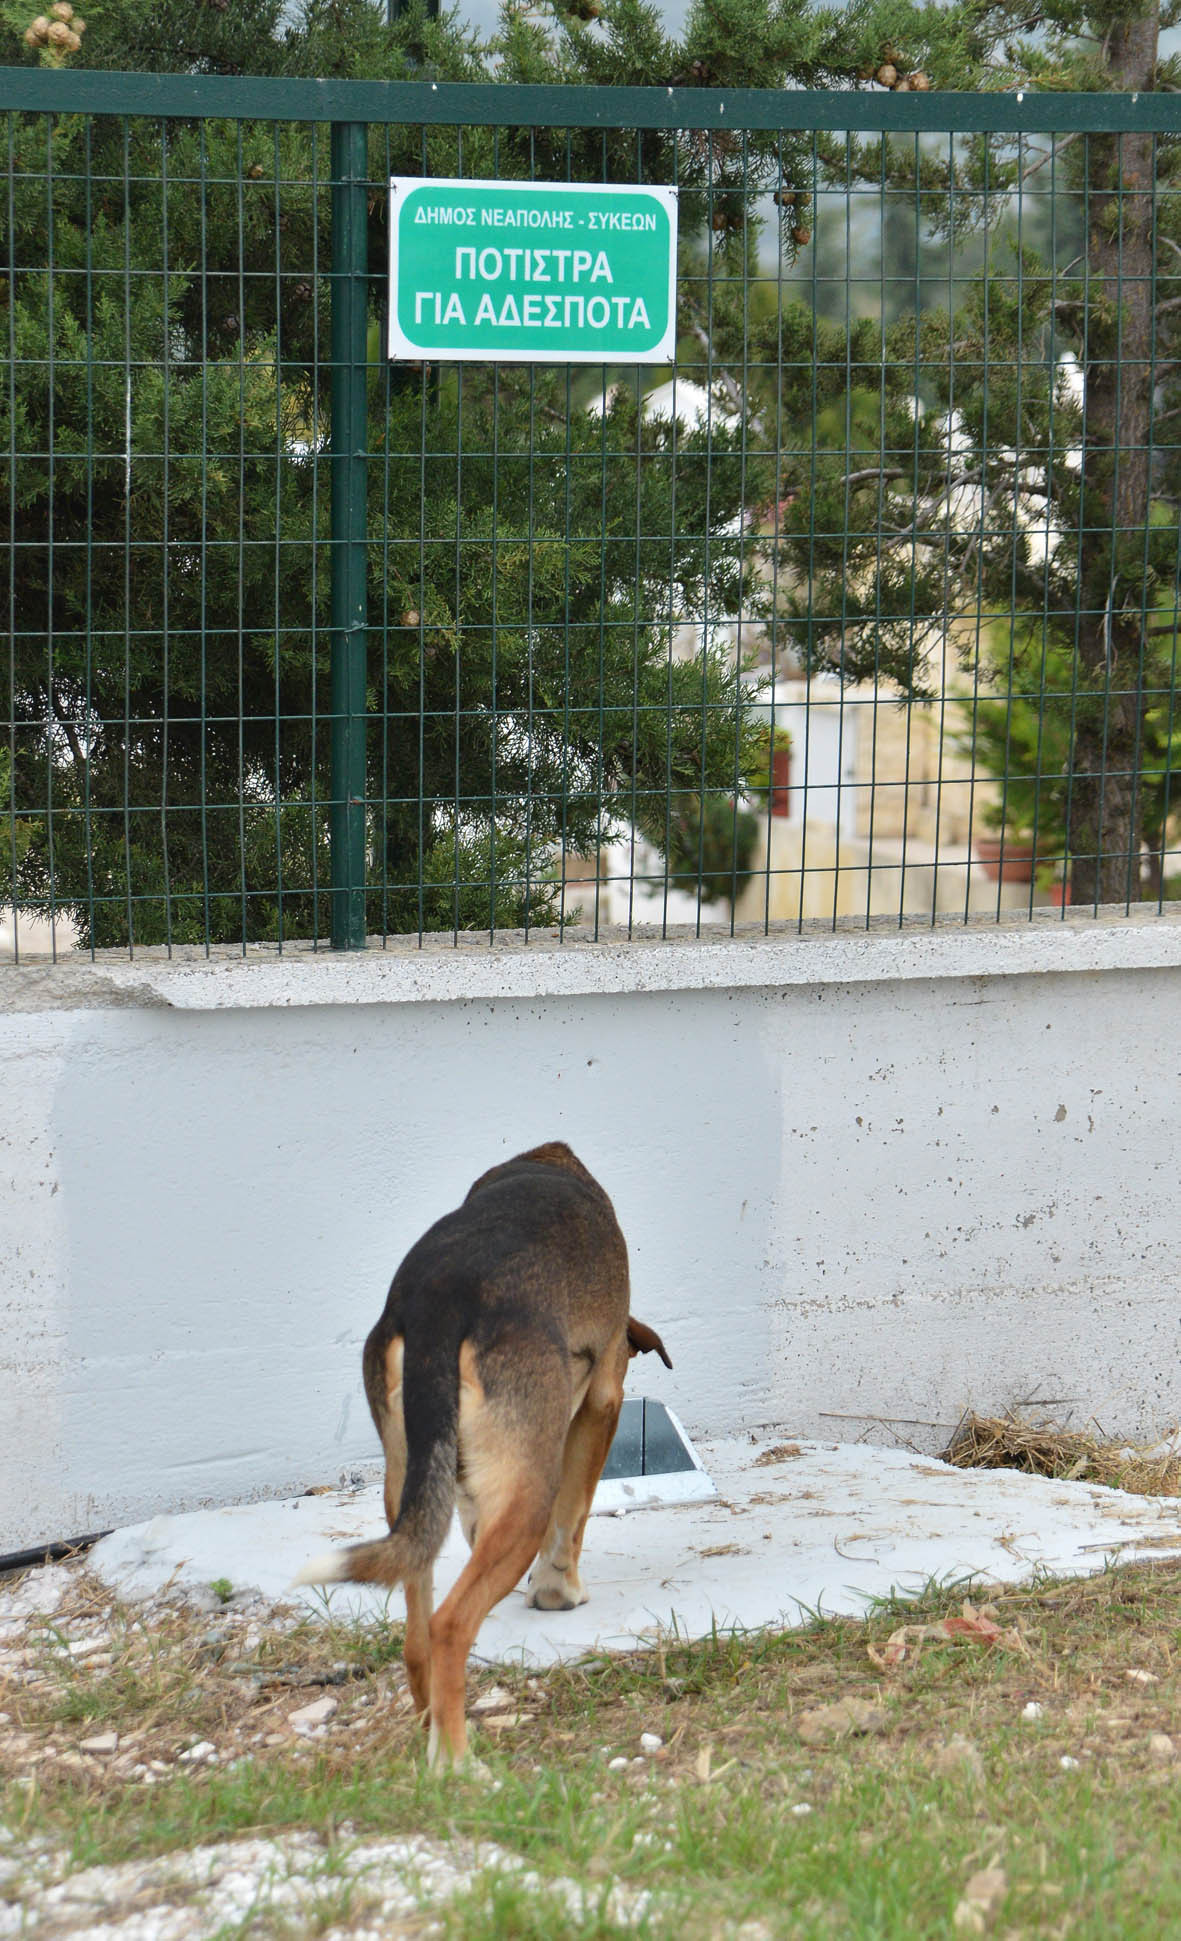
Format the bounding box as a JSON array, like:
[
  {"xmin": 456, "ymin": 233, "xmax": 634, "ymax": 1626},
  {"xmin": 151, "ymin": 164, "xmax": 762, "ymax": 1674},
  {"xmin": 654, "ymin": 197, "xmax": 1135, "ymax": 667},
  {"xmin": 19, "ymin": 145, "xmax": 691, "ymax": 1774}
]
[
  {"xmin": 48, "ymin": 686, "xmax": 87, "ymax": 775},
  {"xmin": 684, "ymin": 320, "xmax": 770, "ymax": 441},
  {"xmin": 840, "ymin": 467, "xmax": 906, "ymax": 489}
]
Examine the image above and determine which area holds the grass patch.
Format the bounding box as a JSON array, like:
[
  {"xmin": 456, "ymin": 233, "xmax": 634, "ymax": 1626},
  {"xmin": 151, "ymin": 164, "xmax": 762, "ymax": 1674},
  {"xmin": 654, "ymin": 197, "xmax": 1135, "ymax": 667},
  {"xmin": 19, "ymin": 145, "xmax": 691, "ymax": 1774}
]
[{"xmin": 1, "ymin": 1559, "xmax": 1180, "ymax": 1936}]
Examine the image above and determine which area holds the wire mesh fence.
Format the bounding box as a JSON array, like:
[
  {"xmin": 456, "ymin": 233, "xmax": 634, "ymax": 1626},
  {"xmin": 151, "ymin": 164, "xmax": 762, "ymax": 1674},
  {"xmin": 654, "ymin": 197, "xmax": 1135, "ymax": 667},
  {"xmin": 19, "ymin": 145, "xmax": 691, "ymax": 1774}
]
[{"xmin": 4, "ymin": 72, "xmax": 1181, "ymax": 958}]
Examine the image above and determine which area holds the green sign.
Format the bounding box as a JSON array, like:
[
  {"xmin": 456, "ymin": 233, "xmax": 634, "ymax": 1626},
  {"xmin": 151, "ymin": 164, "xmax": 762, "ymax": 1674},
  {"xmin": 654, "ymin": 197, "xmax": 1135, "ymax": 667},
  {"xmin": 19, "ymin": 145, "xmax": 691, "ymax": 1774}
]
[{"xmin": 387, "ymin": 176, "xmax": 678, "ymax": 365}]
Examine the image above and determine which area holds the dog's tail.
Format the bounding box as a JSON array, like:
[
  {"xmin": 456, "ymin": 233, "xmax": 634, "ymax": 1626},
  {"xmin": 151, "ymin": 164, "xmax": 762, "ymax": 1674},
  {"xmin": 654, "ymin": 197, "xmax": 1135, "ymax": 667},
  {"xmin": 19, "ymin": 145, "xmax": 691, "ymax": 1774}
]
[{"xmin": 293, "ymin": 1329, "xmax": 458, "ymax": 1592}]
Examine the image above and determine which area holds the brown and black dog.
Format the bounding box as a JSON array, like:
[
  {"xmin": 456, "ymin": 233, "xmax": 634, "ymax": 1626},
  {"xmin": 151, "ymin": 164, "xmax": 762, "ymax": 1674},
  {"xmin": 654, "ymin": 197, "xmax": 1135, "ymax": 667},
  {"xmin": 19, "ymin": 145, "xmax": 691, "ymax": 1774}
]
[{"xmin": 296, "ymin": 1141, "xmax": 671, "ymax": 1766}]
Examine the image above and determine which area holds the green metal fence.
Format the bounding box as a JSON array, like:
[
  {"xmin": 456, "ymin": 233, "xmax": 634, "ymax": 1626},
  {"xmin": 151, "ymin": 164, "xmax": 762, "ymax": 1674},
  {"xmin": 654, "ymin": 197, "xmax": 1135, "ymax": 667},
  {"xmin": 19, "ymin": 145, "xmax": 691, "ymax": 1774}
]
[{"xmin": 4, "ymin": 70, "xmax": 1181, "ymax": 957}]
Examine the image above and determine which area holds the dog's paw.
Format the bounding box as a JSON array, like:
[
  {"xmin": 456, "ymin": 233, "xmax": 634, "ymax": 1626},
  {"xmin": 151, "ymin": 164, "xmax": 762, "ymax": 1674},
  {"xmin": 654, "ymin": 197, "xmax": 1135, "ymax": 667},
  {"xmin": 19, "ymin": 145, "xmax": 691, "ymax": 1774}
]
[
  {"xmin": 525, "ymin": 1565, "xmax": 589, "ymax": 1612},
  {"xmin": 527, "ymin": 1587, "xmax": 586, "ymax": 1612}
]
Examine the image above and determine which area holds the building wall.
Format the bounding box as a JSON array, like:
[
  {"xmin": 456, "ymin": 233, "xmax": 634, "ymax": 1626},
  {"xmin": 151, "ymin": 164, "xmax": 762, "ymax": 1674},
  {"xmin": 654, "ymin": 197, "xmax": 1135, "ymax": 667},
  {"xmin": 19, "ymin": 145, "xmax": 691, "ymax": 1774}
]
[{"xmin": 3, "ymin": 918, "xmax": 1180, "ymax": 1550}]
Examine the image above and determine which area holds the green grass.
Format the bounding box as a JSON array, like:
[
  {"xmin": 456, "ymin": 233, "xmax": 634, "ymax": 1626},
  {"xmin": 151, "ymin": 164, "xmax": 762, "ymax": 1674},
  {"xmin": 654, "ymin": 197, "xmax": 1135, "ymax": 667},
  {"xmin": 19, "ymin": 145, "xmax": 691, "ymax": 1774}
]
[{"xmin": 2, "ymin": 1561, "xmax": 1180, "ymax": 1937}]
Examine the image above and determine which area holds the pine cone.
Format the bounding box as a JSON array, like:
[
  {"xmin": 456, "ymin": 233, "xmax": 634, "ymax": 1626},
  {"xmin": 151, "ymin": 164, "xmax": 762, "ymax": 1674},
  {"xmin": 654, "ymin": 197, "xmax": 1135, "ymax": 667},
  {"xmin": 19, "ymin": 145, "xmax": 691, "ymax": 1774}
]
[
  {"xmin": 46, "ymin": 19, "xmax": 71, "ymax": 44},
  {"xmin": 876, "ymin": 62, "xmax": 897, "ymax": 86},
  {"xmin": 49, "ymin": 2, "xmax": 74, "ymax": 19}
]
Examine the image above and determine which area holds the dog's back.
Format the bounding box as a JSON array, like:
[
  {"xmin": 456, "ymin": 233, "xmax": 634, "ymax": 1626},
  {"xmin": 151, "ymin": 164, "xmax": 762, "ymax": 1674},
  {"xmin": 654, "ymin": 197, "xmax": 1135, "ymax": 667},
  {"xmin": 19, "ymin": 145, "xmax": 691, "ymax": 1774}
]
[{"xmin": 366, "ymin": 1141, "xmax": 629, "ymax": 1400}]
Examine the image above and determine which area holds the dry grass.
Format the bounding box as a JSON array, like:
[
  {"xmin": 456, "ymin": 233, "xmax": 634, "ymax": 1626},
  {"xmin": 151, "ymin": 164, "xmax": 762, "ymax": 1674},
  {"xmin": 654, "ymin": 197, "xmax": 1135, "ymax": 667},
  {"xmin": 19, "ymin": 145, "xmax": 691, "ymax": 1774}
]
[{"xmin": 939, "ymin": 1411, "xmax": 1181, "ymax": 1496}]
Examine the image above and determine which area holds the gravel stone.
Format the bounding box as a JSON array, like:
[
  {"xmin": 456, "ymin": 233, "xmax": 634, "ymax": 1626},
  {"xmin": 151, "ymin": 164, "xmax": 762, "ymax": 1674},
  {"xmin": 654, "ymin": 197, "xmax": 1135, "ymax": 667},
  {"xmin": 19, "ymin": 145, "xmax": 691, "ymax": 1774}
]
[
  {"xmin": 0, "ymin": 1829, "xmax": 657, "ymax": 1937},
  {"xmin": 287, "ymin": 1696, "xmax": 339, "ymax": 1732}
]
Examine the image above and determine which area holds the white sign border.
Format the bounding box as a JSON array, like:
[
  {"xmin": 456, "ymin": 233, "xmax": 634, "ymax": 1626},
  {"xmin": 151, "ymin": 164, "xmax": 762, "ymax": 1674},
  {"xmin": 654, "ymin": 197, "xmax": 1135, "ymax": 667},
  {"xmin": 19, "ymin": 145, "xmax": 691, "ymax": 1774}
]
[{"xmin": 387, "ymin": 175, "xmax": 679, "ymax": 366}]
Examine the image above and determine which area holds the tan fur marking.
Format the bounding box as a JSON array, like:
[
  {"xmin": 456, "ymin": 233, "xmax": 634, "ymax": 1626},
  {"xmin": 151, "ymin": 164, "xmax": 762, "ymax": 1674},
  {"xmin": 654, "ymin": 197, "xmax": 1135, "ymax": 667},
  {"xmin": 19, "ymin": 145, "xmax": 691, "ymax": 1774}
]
[
  {"xmin": 458, "ymin": 1338, "xmax": 483, "ymax": 1395},
  {"xmin": 378, "ymin": 1335, "xmax": 408, "ymax": 1529},
  {"xmin": 569, "ymin": 1366, "xmax": 593, "ymax": 1421},
  {"xmin": 456, "ymin": 1482, "xmax": 478, "ymax": 1550},
  {"xmin": 458, "ymin": 1382, "xmax": 531, "ymax": 1528},
  {"xmin": 384, "ymin": 1334, "xmax": 405, "ymax": 1411}
]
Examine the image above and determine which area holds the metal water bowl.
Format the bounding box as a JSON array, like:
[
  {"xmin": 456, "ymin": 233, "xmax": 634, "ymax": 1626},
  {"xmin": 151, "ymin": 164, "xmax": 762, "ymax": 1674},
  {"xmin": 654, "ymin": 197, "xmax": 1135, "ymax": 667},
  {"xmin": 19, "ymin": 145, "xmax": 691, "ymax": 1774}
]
[{"xmin": 594, "ymin": 1398, "xmax": 715, "ymax": 1513}]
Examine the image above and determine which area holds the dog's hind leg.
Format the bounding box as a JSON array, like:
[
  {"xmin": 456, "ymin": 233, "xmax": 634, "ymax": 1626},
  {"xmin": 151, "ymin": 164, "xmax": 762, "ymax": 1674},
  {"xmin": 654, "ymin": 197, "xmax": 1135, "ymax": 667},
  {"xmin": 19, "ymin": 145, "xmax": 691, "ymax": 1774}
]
[
  {"xmin": 426, "ymin": 1502, "xmax": 550, "ymax": 1766},
  {"xmin": 402, "ymin": 1567, "xmax": 433, "ymax": 1719},
  {"xmin": 527, "ymin": 1330, "xmax": 628, "ymax": 1612},
  {"xmin": 424, "ymin": 1340, "xmax": 564, "ymax": 1766},
  {"xmin": 374, "ymin": 1336, "xmax": 433, "ymax": 1714}
]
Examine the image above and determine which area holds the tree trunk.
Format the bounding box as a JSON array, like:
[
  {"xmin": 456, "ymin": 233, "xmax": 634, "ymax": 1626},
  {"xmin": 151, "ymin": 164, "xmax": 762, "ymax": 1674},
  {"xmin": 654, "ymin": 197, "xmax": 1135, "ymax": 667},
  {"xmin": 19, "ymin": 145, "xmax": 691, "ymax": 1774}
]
[{"xmin": 1069, "ymin": 4, "xmax": 1159, "ymax": 905}]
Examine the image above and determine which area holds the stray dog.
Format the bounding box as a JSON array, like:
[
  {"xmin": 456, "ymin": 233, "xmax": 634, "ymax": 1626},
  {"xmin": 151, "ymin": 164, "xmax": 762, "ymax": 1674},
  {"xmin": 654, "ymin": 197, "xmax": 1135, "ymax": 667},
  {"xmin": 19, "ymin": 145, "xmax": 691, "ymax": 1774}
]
[{"xmin": 296, "ymin": 1142, "xmax": 671, "ymax": 1766}]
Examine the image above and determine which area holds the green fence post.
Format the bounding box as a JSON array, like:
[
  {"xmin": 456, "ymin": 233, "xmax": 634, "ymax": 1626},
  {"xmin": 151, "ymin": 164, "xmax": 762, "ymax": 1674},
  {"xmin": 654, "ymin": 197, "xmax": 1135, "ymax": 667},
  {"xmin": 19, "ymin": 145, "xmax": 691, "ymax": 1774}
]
[{"xmin": 330, "ymin": 119, "xmax": 370, "ymax": 950}]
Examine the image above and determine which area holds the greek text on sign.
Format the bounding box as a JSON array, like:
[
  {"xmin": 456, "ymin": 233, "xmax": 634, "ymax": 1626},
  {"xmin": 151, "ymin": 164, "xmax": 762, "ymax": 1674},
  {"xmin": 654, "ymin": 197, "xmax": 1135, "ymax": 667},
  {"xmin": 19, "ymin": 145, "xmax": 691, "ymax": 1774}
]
[{"xmin": 388, "ymin": 177, "xmax": 678, "ymax": 365}]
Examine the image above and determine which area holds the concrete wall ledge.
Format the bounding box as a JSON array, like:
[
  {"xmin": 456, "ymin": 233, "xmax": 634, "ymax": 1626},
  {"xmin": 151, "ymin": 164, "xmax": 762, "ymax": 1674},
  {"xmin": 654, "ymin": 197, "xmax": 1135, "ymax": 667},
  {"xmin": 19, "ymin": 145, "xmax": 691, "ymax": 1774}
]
[{"xmin": 6, "ymin": 905, "xmax": 1181, "ymax": 1011}]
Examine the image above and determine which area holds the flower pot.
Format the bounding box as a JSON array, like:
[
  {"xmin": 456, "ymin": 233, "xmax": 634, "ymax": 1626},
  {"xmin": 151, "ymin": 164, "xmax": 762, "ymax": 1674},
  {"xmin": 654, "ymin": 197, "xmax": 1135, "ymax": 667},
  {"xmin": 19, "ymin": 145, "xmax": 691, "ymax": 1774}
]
[{"xmin": 974, "ymin": 837, "xmax": 1036, "ymax": 883}]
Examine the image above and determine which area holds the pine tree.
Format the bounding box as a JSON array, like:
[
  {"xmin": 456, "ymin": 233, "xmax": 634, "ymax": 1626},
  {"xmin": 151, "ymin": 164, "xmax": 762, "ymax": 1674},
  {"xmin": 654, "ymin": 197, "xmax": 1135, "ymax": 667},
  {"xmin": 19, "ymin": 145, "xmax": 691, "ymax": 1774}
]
[
  {"xmin": 762, "ymin": 0, "xmax": 1180, "ymax": 905},
  {"xmin": 2, "ymin": 0, "xmax": 855, "ymax": 946}
]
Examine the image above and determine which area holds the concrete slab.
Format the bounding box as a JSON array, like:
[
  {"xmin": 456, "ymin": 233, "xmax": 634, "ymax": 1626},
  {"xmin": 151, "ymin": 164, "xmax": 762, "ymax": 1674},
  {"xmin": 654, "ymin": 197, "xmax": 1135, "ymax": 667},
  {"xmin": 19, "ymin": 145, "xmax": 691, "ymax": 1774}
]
[{"xmin": 89, "ymin": 1434, "xmax": 1181, "ymax": 1665}]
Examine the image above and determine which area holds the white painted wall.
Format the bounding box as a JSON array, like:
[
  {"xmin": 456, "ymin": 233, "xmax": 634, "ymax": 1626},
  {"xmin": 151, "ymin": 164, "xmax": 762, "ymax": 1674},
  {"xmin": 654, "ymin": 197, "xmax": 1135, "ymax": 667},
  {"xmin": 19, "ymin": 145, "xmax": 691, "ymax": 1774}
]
[{"xmin": 4, "ymin": 918, "xmax": 1181, "ymax": 1552}]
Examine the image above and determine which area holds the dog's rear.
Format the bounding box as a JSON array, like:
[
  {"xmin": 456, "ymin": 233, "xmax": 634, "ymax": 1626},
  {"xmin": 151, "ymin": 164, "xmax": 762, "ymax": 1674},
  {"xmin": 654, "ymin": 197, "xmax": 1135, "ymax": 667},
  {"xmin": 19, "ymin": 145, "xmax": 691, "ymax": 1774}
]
[{"xmin": 297, "ymin": 1141, "xmax": 670, "ymax": 1766}]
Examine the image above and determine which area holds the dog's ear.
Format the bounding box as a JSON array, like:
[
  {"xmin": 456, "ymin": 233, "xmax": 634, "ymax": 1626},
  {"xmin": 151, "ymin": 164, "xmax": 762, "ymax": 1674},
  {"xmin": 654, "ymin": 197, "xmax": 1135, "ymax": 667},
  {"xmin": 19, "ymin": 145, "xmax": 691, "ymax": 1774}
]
[{"xmin": 627, "ymin": 1316, "xmax": 673, "ymax": 1369}]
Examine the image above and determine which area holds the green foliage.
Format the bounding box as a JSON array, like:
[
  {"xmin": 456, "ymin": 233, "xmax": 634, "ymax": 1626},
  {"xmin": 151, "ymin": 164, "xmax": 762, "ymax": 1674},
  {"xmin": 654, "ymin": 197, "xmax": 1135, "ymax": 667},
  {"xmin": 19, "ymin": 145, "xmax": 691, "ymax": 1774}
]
[
  {"xmin": 6, "ymin": 0, "xmax": 1180, "ymax": 930},
  {"xmin": 760, "ymin": 0, "xmax": 1181, "ymax": 901},
  {"xmin": 744, "ymin": 724, "xmax": 792, "ymax": 796},
  {"xmin": 957, "ymin": 607, "xmax": 1181, "ymax": 884},
  {"xmin": 2, "ymin": 0, "xmax": 838, "ymax": 946},
  {"xmin": 665, "ymin": 791, "xmax": 760, "ymax": 911}
]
